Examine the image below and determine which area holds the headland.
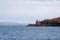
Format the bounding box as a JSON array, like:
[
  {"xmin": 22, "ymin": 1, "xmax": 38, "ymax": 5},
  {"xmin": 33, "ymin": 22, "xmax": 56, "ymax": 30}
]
[{"xmin": 27, "ymin": 17, "xmax": 60, "ymax": 26}]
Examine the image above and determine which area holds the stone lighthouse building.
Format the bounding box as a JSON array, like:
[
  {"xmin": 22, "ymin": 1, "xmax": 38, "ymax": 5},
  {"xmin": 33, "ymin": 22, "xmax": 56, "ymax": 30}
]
[{"xmin": 36, "ymin": 20, "xmax": 41, "ymax": 26}]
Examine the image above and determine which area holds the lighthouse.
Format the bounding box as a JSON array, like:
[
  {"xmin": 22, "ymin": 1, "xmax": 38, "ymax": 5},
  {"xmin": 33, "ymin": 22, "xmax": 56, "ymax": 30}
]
[{"xmin": 36, "ymin": 20, "xmax": 41, "ymax": 26}]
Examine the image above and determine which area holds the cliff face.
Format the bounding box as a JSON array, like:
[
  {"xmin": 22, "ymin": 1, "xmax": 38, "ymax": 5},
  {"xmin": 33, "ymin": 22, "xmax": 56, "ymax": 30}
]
[{"xmin": 41, "ymin": 17, "xmax": 60, "ymax": 26}]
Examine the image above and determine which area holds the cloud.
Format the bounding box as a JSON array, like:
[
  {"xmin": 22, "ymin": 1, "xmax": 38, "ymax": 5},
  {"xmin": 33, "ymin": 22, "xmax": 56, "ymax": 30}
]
[
  {"xmin": 0, "ymin": 0, "xmax": 60, "ymax": 23},
  {"xmin": 0, "ymin": 0, "xmax": 60, "ymax": 1}
]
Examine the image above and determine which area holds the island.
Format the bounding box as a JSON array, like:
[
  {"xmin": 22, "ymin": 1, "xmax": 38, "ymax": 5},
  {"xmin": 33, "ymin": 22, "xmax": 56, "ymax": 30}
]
[{"xmin": 27, "ymin": 17, "xmax": 60, "ymax": 26}]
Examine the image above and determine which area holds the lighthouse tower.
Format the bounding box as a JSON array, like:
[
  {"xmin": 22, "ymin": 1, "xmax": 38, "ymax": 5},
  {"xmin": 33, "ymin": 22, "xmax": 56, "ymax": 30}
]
[{"xmin": 36, "ymin": 20, "xmax": 41, "ymax": 26}]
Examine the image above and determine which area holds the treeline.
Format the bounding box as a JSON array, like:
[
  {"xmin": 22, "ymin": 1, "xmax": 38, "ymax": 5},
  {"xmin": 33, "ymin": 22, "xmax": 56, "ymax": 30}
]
[{"xmin": 41, "ymin": 17, "xmax": 60, "ymax": 26}]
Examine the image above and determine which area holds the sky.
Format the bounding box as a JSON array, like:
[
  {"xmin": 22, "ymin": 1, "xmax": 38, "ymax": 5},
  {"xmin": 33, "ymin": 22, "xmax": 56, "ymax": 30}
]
[{"xmin": 0, "ymin": 0, "xmax": 60, "ymax": 23}]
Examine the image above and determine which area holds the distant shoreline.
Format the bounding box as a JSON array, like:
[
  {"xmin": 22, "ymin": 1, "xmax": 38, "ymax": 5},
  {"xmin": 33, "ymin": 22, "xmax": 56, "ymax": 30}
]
[{"xmin": 27, "ymin": 17, "xmax": 60, "ymax": 26}]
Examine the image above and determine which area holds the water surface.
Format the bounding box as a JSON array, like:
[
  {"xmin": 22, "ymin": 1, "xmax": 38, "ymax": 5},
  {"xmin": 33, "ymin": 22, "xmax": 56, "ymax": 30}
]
[{"xmin": 0, "ymin": 25, "xmax": 60, "ymax": 40}]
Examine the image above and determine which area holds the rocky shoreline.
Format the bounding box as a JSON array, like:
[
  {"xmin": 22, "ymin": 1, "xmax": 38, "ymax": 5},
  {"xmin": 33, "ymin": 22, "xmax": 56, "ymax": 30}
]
[{"xmin": 27, "ymin": 17, "xmax": 60, "ymax": 26}]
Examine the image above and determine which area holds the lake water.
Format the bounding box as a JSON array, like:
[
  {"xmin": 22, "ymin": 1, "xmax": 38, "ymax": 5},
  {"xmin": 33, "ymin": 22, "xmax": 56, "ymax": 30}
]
[{"xmin": 0, "ymin": 25, "xmax": 60, "ymax": 40}]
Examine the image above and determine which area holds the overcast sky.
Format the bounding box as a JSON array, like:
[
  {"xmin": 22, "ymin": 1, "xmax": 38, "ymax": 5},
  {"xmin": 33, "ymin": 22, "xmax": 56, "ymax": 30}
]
[{"xmin": 0, "ymin": 0, "xmax": 60, "ymax": 23}]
